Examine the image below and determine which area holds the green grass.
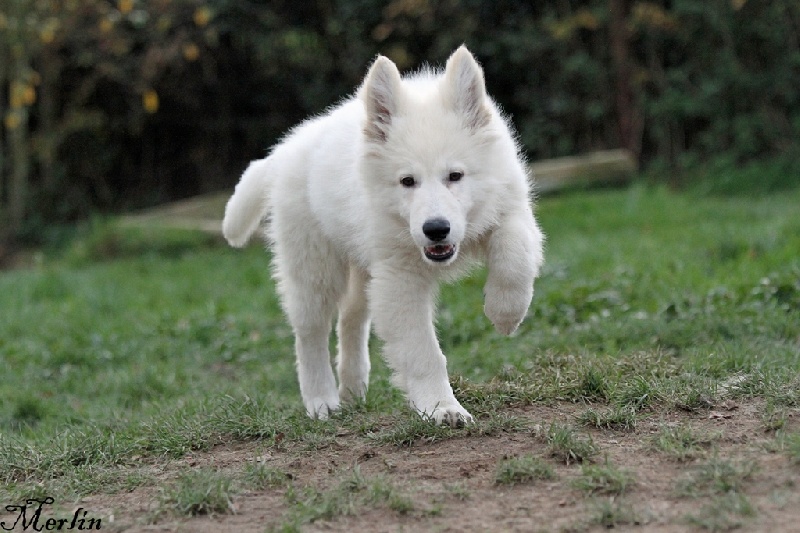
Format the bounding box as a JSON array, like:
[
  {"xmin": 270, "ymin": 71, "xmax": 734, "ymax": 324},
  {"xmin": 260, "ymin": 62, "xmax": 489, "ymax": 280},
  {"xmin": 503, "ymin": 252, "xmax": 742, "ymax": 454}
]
[
  {"xmin": 685, "ymin": 492, "xmax": 756, "ymax": 531},
  {"xmin": 674, "ymin": 456, "xmax": 759, "ymax": 530},
  {"xmin": 781, "ymin": 433, "xmax": 800, "ymax": 464},
  {"xmin": 768, "ymin": 431, "xmax": 800, "ymax": 464},
  {"xmin": 0, "ymin": 184, "xmax": 799, "ymax": 511},
  {"xmin": 675, "ymin": 456, "xmax": 757, "ymax": 499},
  {"xmin": 577, "ymin": 405, "xmax": 637, "ymax": 431},
  {"xmin": 154, "ymin": 468, "xmax": 236, "ymax": 519},
  {"xmin": 572, "ymin": 460, "xmax": 634, "ymax": 495},
  {"xmin": 582, "ymin": 498, "xmax": 642, "ymax": 530},
  {"xmin": 652, "ymin": 424, "xmax": 718, "ymax": 461},
  {"xmin": 494, "ymin": 455, "xmax": 556, "ymax": 485},
  {"xmin": 543, "ymin": 423, "xmax": 598, "ymax": 465},
  {"xmin": 242, "ymin": 462, "xmax": 293, "ymax": 490},
  {"xmin": 274, "ymin": 466, "xmax": 417, "ymax": 531}
]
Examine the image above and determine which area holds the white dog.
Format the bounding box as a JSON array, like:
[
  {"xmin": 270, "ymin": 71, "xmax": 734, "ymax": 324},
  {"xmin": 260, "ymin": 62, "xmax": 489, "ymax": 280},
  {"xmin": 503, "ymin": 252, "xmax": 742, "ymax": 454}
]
[{"xmin": 222, "ymin": 46, "xmax": 544, "ymax": 426}]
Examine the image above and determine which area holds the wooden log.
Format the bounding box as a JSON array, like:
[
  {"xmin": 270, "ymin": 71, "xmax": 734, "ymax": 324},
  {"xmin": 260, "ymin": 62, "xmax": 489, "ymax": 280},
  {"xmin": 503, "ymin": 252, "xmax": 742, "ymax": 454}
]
[
  {"xmin": 119, "ymin": 150, "xmax": 638, "ymax": 235},
  {"xmin": 531, "ymin": 149, "xmax": 637, "ymax": 194},
  {"xmin": 118, "ymin": 193, "xmax": 230, "ymax": 234}
]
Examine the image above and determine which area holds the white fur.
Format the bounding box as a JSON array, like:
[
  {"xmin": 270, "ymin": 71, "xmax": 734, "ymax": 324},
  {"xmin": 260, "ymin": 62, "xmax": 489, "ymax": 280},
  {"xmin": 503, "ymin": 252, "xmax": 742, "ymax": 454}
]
[{"xmin": 222, "ymin": 46, "xmax": 544, "ymax": 426}]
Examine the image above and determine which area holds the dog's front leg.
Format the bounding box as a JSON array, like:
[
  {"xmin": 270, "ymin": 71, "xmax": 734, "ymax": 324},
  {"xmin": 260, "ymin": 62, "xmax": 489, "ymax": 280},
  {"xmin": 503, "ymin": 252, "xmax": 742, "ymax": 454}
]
[
  {"xmin": 369, "ymin": 264, "xmax": 473, "ymax": 427},
  {"xmin": 484, "ymin": 208, "xmax": 544, "ymax": 335}
]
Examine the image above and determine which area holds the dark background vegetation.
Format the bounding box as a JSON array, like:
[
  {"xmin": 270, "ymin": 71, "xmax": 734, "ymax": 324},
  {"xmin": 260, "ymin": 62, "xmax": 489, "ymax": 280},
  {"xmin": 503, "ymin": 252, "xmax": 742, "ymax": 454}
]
[{"xmin": 1, "ymin": 0, "xmax": 799, "ymax": 247}]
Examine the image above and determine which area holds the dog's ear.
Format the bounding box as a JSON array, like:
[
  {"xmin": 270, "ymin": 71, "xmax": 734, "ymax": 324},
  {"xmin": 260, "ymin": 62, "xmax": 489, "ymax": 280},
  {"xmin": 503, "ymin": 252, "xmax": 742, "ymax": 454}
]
[
  {"xmin": 362, "ymin": 55, "xmax": 403, "ymax": 143},
  {"xmin": 444, "ymin": 45, "xmax": 491, "ymax": 130}
]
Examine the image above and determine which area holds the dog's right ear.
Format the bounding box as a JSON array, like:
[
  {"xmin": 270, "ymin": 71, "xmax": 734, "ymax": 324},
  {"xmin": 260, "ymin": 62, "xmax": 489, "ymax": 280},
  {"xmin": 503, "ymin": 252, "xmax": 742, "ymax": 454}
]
[{"xmin": 362, "ymin": 55, "xmax": 403, "ymax": 143}]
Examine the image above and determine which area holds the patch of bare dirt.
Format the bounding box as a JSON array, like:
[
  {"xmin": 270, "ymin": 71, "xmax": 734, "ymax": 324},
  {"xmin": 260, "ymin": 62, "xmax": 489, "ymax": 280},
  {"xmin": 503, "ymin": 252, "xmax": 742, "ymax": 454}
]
[{"xmin": 20, "ymin": 401, "xmax": 800, "ymax": 532}]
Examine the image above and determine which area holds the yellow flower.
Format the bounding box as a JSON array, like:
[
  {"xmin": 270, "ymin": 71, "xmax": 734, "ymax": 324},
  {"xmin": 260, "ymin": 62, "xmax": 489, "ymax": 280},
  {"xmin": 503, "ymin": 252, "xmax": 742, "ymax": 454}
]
[
  {"xmin": 118, "ymin": 0, "xmax": 134, "ymax": 15},
  {"xmin": 193, "ymin": 6, "xmax": 212, "ymax": 27},
  {"xmin": 143, "ymin": 90, "xmax": 159, "ymax": 114},
  {"xmin": 99, "ymin": 17, "xmax": 114, "ymax": 34},
  {"xmin": 40, "ymin": 27, "xmax": 56, "ymax": 44},
  {"xmin": 22, "ymin": 85, "xmax": 36, "ymax": 106},
  {"xmin": 10, "ymin": 81, "xmax": 26, "ymax": 109},
  {"xmin": 574, "ymin": 9, "xmax": 598, "ymax": 31},
  {"xmin": 182, "ymin": 43, "xmax": 200, "ymax": 61},
  {"xmin": 4, "ymin": 111, "xmax": 22, "ymax": 131},
  {"xmin": 40, "ymin": 17, "xmax": 60, "ymax": 44}
]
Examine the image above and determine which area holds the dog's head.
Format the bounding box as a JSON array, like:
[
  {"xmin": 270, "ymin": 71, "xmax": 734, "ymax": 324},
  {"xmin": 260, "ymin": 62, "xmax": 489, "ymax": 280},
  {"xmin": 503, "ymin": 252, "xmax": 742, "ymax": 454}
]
[{"xmin": 359, "ymin": 46, "xmax": 507, "ymax": 266}]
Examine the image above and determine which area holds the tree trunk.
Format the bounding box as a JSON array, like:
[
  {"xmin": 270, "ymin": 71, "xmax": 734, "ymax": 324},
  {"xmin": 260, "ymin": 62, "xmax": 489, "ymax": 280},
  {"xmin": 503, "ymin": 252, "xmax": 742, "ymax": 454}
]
[
  {"xmin": 40, "ymin": 45, "xmax": 60, "ymax": 193},
  {"xmin": 8, "ymin": 60, "xmax": 31, "ymax": 234},
  {"xmin": 8, "ymin": 115, "xmax": 30, "ymax": 234},
  {"xmin": 0, "ymin": 37, "xmax": 7, "ymax": 227},
  {"xmin": 609, "ymin": 0, "xmax": 642, "ymax": 160}
]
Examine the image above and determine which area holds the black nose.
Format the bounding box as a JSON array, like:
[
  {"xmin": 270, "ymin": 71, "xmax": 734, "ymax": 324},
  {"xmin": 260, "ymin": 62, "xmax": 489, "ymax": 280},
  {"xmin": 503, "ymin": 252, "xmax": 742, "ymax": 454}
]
[{"xmin": 422, "ymin": 218, "xmax": 450, "ymax": 242}]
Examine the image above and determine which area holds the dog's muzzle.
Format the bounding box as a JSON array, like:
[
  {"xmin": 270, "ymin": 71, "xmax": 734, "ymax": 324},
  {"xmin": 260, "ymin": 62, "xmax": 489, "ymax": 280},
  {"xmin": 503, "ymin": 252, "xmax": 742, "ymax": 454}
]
[
  {"xmin": 421, "ymin": 218, "xmax": 457, "ymax": 263},
  {"xmin": 424, "ymin": 243, "xmax": 457, "ymax": 262}
]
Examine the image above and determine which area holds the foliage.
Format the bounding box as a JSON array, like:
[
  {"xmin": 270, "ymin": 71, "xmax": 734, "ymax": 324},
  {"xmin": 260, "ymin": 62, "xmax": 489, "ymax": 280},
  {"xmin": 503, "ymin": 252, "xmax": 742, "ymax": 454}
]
[
  {"xmin": 1, "ymin": 1, "xmax": 234, "ymax": 234},
  {"xmin": 1, "ymin": 1, "xmax": 799, "ymax": 241}
]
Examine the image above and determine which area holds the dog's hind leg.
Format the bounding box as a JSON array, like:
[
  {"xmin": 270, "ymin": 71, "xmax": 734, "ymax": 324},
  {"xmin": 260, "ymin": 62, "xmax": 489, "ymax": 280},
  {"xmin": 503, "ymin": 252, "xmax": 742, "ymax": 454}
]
[
  {"xmin": 273, "ymin": 235, "xmax": 346, "ymax": 419},
  {"xmin": 336, "ymin": 265, "xmax": 371, "ymax": 403},
  {"xmin": 282, "ymin": 280, "xmax": 342, "ymax": 419}
]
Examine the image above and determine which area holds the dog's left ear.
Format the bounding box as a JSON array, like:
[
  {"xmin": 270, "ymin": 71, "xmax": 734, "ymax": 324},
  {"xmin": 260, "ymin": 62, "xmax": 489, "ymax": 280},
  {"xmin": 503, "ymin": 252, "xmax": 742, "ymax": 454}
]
[{"xmin": 444, "ymin": 46, "xmax": 492, "ymax": 130}]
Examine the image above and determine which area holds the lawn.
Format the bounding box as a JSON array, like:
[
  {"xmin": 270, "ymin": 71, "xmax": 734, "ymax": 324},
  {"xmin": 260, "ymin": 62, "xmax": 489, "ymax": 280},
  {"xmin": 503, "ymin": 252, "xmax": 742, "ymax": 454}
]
[{"xmin": 1, "ymin": 184, "xmax": 798, "ymax": 531}]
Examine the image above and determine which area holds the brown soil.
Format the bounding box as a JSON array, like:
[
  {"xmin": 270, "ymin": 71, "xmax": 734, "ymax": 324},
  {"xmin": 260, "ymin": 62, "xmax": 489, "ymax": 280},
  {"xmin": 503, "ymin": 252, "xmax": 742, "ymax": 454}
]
[{"xmin": 7, "ymin": 401, "xmax": 800, "ymax": 533}]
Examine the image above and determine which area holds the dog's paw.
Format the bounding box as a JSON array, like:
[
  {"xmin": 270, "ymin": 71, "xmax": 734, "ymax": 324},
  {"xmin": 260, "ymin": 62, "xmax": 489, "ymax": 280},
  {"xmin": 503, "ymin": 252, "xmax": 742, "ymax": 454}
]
[
  {"xmin": 304, "ymin": 397, "xmax": 340, "ymax": 420},
  {"xmin": 483, "ymin": 283, "xmax": 532, "ymax": 335},
  {"xmin": 421, "ymin": 404, "xmax": 474, "ymax": 428},
  {"xmin": 338, "ymin": 384, "xmax": 367, "ymax": 405}
]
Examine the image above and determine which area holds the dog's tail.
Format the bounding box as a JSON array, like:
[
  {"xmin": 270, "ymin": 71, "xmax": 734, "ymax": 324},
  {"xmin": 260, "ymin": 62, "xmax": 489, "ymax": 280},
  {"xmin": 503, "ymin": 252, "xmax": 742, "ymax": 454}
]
[{"xmin": 222, "ymin": 157, "xmax": 272, "ymax": 248}]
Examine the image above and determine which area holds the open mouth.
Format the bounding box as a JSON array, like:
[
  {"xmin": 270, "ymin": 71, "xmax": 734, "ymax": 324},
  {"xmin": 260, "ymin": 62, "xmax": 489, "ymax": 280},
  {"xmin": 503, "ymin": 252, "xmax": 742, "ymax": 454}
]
[{"xmin": 423, "ymin": 243, "xmax": 456, "ymax": 263}]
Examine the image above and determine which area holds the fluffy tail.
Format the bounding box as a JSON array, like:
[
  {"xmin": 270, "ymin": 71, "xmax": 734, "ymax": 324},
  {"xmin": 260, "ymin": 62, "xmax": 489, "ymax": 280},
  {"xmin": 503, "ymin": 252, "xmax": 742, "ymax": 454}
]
[{"xmin": 222, "ymin": 157, "xmax": 272, "ymax": 248}]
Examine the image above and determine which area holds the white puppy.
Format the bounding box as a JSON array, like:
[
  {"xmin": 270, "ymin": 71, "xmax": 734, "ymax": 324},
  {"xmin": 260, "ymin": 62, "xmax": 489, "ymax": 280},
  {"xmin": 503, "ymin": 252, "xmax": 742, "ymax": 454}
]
[{"xmin": 222, "ymin": 46, "xmax": 544, "ymax": 426}]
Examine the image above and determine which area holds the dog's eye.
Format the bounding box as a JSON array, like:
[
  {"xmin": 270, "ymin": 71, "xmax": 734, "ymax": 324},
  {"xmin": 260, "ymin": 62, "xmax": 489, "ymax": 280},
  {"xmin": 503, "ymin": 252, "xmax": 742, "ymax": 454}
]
[
  {"xmin": 448, "ymin": 171, "xmax": 464, "ymax": 182},
  {"xmin": 400, "ymin": 176, "xmax": 416, "ymax": 188}
]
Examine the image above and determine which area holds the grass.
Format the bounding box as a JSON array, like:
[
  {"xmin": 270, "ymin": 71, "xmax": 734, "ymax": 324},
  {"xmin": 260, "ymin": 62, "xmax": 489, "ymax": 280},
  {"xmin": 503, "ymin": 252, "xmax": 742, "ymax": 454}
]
[
  {"xmin": 652, "ymin": 424, "xmax": 718, "ymax": 461},
  {"xmin": 582, "ymin": 498, "xmax": 643, "ymax": 529},
  {"xmin": 675, "ymin": 454, "xmax": 758, "ymax": 525},
  {"xmin": 572, "ymin": 460, "xmax": 634, "ymax": 495},
  {"xmin": 275, "ymin": 467, "xmax": 417, "ymax": 531},
  {"xmin": 154, "ymin": 468, "xmax": 236, "ymax": 519},
  {"xmin": 542, "ymin": 423, "xmax": 598, "ymax": 465},
  {"xmin": 775, "ymin": 432, "xmax": 800, "ymax": 464},
  {"xmin": 577, "ymin": 405, "xmax": 637, "ymax": 431},
  {"xmin": 685, "ymin": 492, "xmax": 757, "ymax": 531},
  {"xmin": 242, "ymin": 462, "xmax": 293, "ymax": 490},
  {"xmin": 494, "ymin": 455, "xmax": 556, "ymax": 485},
  {"xmin": 664, "ymin": 445, "xmax": 759, "ymax": 530},
  {"xmin": 368, "ymin": 411, "xmax": 462, "ymax": 447},
  {"xmin": 0, "ymin": 183, "xmax": 798, "ymax": 528}
]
